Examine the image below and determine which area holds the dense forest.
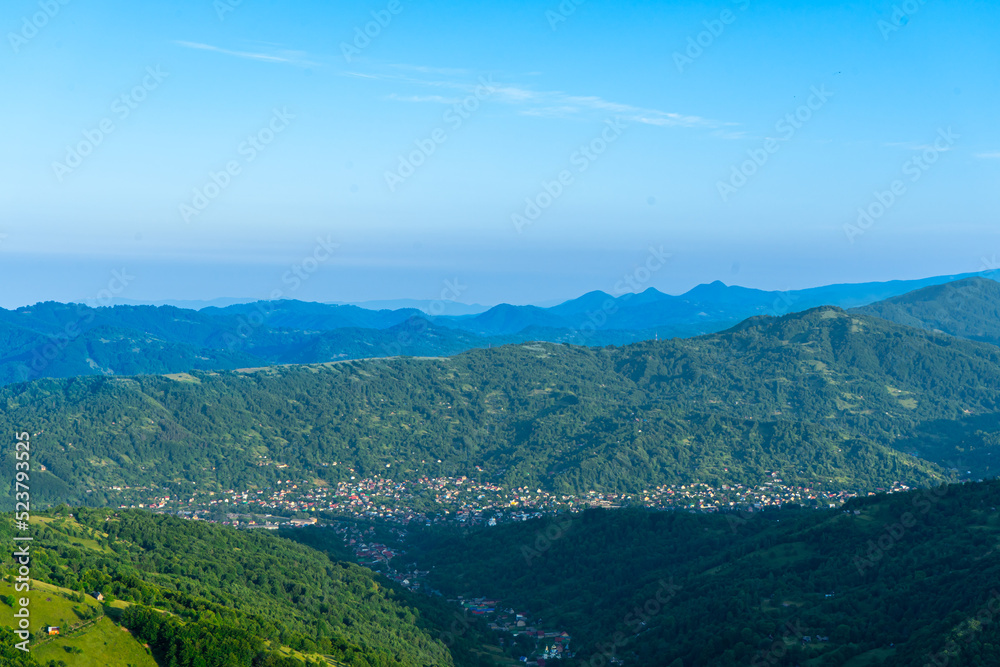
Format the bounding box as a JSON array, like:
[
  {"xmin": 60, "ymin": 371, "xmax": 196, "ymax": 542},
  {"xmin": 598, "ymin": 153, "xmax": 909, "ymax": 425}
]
[
  {"xmin": 854, "ymin": 276, "xmax": 1000, "ymax": 346},
  {"xmin": 0, "ymin": 509, "xmax": 496, "ymax": 667},
  {"xmin": 404, "ymin": 479, "xmax": 1000, "ymax": 666},
  {"xmin": 6, "ymin": 307, "xmax": 1000, "ymax": 508}
]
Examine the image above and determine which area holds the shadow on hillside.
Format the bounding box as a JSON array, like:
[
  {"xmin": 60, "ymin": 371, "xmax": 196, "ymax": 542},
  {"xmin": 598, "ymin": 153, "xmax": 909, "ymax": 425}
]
[{"xmin": 894, "ymin": 412, "xmax": 1000, "ymax": 480}]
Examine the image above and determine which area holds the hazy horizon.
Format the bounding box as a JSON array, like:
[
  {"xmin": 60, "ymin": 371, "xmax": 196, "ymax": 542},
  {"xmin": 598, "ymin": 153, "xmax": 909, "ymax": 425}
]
[{"xmin": 1, "ymin": 264, "xmax": 992, "ymax": 312}]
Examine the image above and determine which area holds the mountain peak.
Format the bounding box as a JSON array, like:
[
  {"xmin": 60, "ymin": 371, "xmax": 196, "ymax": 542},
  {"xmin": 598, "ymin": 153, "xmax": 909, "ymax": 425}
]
[
  {"xmin": 680, "ymin": 280, "xmax": 736, "ymax": 301},
  {"xmin": 685, "ymin": 280, "xmax": 728, "ymax": 294}
]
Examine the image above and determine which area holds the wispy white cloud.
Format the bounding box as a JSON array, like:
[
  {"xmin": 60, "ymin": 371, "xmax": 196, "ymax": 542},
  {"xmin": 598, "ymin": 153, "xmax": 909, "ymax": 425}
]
[
  {"xmin": 344, "ymin": 64, "xmax": 730, "ymax": 129},
  {"xmin": 175, "ymin": 41, "xmax": 317, "ymax": 67},
  {"xmin": 487, "ymin": 84, "xmax": 727, "ymax": 128},
  {"xmin": 975, "ymin": 151, "xmax": 1000, "ymax": 159}
]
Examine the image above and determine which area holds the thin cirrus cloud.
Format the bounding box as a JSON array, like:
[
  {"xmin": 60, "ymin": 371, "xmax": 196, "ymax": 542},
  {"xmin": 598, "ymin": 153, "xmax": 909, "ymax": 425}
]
[
  {"xmin": 175, "ymin": 44, "xmax": 730, "ymax": 131},
  {"xmin": 174, "ymin": 41, "xmax": 318, "ymax": 67},
  {"xmin": 975, "ymin": 151, "xmax": 1000, "ymax": 159},
  {"xmin": 506, "ymin": 90, "xmax": 725, "ymax": 128},
  {"xmin": 363, "ymin": 65, "xmax": 730, "ymax": 129}
]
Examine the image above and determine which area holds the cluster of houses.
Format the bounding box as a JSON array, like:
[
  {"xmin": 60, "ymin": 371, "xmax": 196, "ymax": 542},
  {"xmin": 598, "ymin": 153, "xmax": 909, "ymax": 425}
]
[
  {"xmin": 115, "ymin": 469, "xmax": 918, "ymax": 526},
  {"xmin": 635, "ymin": 478, "xmax": 913, "ymax": 511},
  {"xmin": 453, "ymin": 597, "xmax": 573, "ymax": 662},
  {"xmin": 352, "ymin": 540, "xmax": 399, "ymax": 566}
]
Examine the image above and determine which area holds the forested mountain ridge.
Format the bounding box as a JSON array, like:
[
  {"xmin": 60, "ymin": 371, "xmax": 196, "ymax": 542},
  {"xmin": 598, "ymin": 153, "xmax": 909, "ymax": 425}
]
[
  {"xmin": 5, "ymin": 306, "xmax": 1000, "ymax": 508},
  {"xmin": 0, "ymin": 302, "xmax": 652, "ymax": 386},
  {"xmin": 853, "ymin": 276, "xmax": 1000, "ymax": 346}
]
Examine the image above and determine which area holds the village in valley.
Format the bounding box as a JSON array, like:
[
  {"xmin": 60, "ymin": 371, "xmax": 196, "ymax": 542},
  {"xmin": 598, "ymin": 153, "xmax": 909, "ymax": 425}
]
[
  {"xmin": 101, "ymin": 473, "xmax": 908, "ymax": 527},
  {"xmin": 82, "ymin": 472, "xmax": 916, "ymax": 664}
]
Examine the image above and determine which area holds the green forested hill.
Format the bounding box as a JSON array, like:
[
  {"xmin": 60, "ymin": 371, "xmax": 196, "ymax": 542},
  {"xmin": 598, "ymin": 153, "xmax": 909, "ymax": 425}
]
[
  {"xmin": 406, "ymin": 479, "xmax": 1000, "ymax": 666},
  {"xmin": 0, "ymin": 509, "xmax": 492, "ymax": 667},
  {"xmin": 853, "ymin": 276, "xmax": 1000, "ymax": 346},
  {"xmin": 4, "ymin": 306, "xmax": 1000, "ymax": 507}
]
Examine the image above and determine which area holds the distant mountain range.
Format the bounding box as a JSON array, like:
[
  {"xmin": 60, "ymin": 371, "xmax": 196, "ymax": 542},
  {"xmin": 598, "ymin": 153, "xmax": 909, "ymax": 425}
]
[
  {"xmin": 1, "ymin": 270, "xmax": 995, "ymax": 386},
  {"xmin": 332, "ymin": 298, "xmax": 491, "ymax": 315},
  {"xmin": 118, "ymin": 296, "xmax": 493, "ymax": 316},
  {"xmin": 436, "ymin": 270, "xmax": 996, "ymax": 335}
]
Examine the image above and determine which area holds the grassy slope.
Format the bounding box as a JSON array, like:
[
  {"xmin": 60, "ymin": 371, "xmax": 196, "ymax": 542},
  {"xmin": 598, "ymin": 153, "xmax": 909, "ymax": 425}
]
[
  {"xmin": 31, "ymin": 617, "xmax": 159, "ymax": 667},
  {"xmin": 0, "ymin": 577, "xmax": 157, "ymax": 667}
]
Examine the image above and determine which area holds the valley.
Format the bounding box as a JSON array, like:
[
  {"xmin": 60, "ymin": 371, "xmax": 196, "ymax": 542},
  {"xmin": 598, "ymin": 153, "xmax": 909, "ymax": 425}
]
[{"xmin": 4, "ymin": 280, "xmax": 1000, "ymax": 667}]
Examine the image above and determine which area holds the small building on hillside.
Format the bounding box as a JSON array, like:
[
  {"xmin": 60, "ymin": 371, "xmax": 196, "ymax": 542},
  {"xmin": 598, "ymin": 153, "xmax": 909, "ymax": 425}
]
[
  {"xmin": 45, "ymin": 626, "xmax": 60, "ymax": 635},
  {"xmin": 91, "ymin": 591, "xmax": 105, "ymax": 602}
]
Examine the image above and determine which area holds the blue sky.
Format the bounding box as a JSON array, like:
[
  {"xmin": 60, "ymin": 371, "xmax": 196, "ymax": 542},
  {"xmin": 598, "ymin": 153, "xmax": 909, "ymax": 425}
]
[{"xmin": 1, "ymin": 0, "xmax": 998, "ymax": 308}]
